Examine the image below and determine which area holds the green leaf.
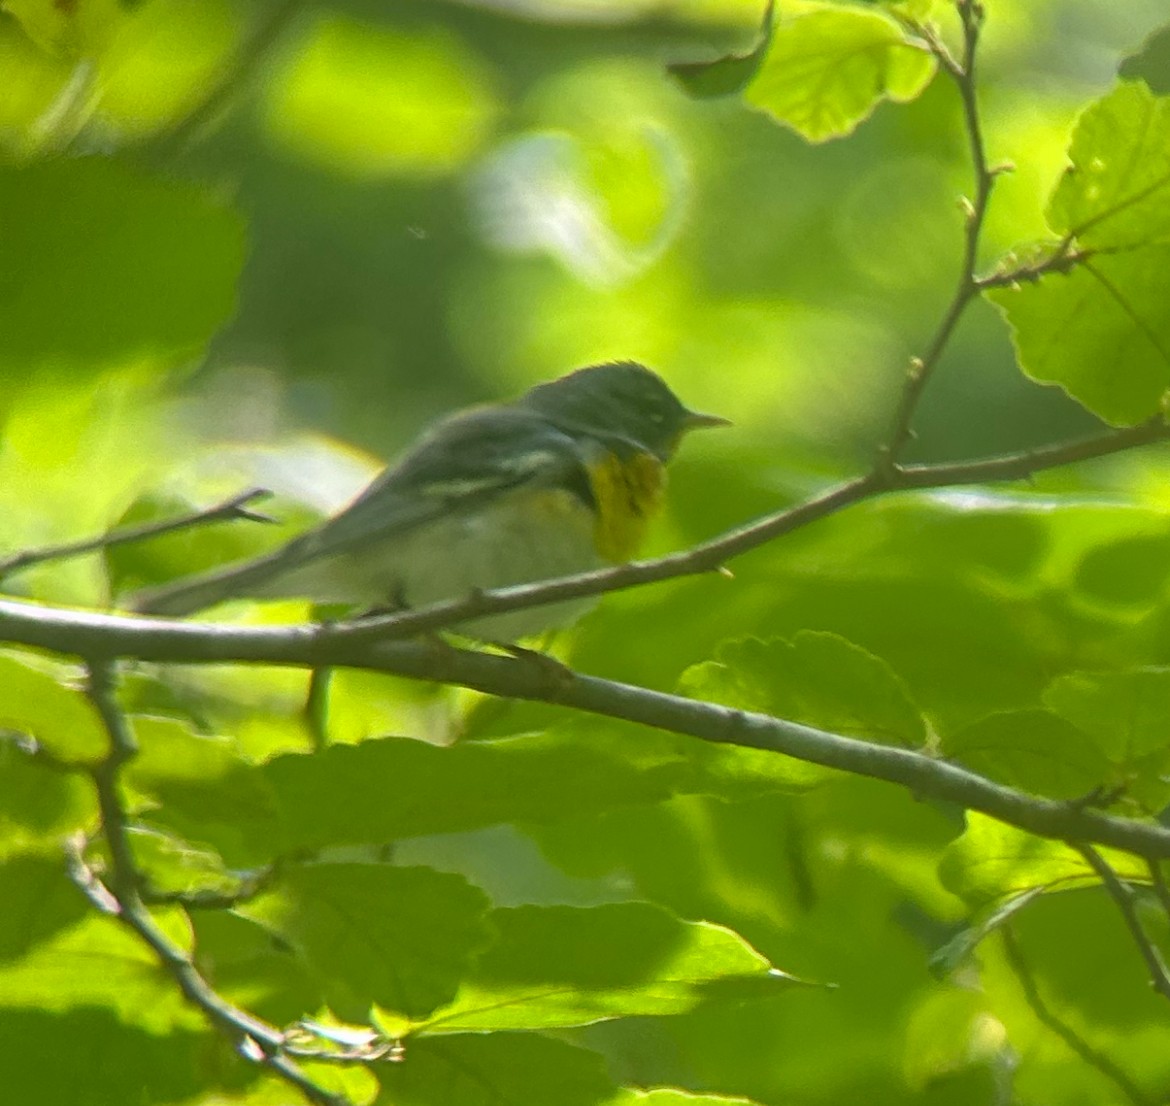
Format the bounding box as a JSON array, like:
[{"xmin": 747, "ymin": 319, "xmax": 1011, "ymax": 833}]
[
  {"xmin": 940, "ymin": 709, "xmax": 1109, "ymax": 800},
  {"xmin": 0, "ymin": 157, "xmax": 246, "ymax": 372},
  {"xmin": 982, "ymin": 887, "xmax": 1170, "ymax": 1102},
  {"xmin": 420, "ymin": 902, "xmax": 797, "ymax": 1033},
  {"xmin": 294, "ymin": 1062, "xmax": 381, "ymax": 1106},
  {"xmin": 126, "ymin": 825, "xmax": 243, "ymax": 901},
  {"xmin": 239, "ymin": 863, "xmax": 491, "ymax": 1020},
  {"xmin": 990, "ymin": 83, "xmax": 1170, "ymax": 424},
  {"xmin": 133, "ymin": 718, "xmax": 285, "ymax": 867},
  {"xmin": 681, "ymin": 632, "xmax": 926, "ymax": 747},
  {"xmin": 126, "ymin": 713, "xmax": 247, "ymax": 794},
  {"xmin": 929, "ymin": 888, "xmax": 1045, "ymax": 978},
  {"xmin": 0, "ymin": 908, "xmax": 197, "ymax": 1031},
  {"xmin": 0, "ymin": 852, "xmax": 88, "ymax": 962},
  {"xmin": 1048, "ymin": 82, "xmax": 1170, "ymax": 247},
  {"xmin": 0, "ymin": 652, "xmax": 106, "ymax": 762},
  {"xmin": 990, "ymin": 246, "xmax": 1170, "ymax": 425},
  {"xmin": 1044, "ymin": 668, "xmax": 1170, "ymax": 761},
  {"xmin": 605, "ymin": 1092, "xmax": 762, "ymax": 1106},
  {"xmin": 882, "ymin": 0, "xmax": 936, "ymax": 19},
  {"xmin": 0, "ymin": 738, "xmax": 95, "ymax": 856},
  {"xmin": 669, "ymin": 1, "xmax": 773, "ymax": 99},
  {"xmin": 743, "ymin": 6, "xmax": 936, "ymax": 142},
  {"xmin": 376, "ymin": 1032, "xmax": 616, "ymax": 1106},
  {"xmin": 148, "ymin": 725, "xmax": 771, "ymax": 868},
  {"xmin": 938, "ymin": 813, "xmax": 1143, "ymax": 905},
  {"xmin": 1120, "ymin": 23, "xmax": 1170, "ymax": 94},
  {"xmin": 1043, "ymin": 668, "xmax": 1170, "ymax": 810},
  {"xmin": 0, "ymin": 1008, "xmax": 231, "ymax": 1106},
  {"xmin": 190, "ymin": 910, "xmax": 324, "ymax": 1026}
]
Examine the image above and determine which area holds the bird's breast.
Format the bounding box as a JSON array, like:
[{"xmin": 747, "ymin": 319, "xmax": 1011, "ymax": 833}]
[{"xmin": 585, "ymin": 450, "xmax": 667, "ymax": 562}]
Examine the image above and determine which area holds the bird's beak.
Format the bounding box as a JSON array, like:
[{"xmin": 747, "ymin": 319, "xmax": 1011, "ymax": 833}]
[{"xmin": 682, "ymin": 409, "xmax": 732, "ymax": 430}]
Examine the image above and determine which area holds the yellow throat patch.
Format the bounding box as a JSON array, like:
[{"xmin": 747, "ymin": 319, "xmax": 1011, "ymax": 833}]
[{"xmin": 587, "ymin": 450, "xmax": 667, "ymax": 562}]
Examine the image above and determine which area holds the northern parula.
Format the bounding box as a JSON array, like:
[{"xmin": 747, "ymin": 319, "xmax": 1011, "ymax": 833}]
[{"xmin": 130, "ymin": 362, "xmax": 727, "ymax": 639}]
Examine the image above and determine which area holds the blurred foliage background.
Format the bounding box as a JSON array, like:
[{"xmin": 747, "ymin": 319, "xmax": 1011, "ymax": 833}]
[
  {"xmin": 6, "ymin": 2, "xmax": 1170, "ymax": 1105},
  {"xmin": 2, "ymin": 0, "xmax": 1165, "ymax": 513}
]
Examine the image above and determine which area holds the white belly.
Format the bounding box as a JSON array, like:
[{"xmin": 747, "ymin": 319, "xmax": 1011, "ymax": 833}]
[{"xmin": 265, "ymin": 487, "xmax": 602, "ymax": 640}]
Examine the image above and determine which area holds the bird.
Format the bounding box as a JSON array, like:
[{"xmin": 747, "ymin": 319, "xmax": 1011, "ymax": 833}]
[{"xmin": 129, "ymin": 362, "xmax": 728, "ymax": 640}]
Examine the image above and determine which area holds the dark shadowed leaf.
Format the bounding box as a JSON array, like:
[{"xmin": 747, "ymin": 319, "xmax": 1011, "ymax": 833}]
[
  {"xmin": 376, "ymin": 1032, "xmax": 615, "ymax": 1106},
  {"xmin": 239, "ymin": 863, "xmax": 491, "ymax": 1020},
  {"xmin": 0, "ymin": 158, "xmax": 245, "ymax": 371}
]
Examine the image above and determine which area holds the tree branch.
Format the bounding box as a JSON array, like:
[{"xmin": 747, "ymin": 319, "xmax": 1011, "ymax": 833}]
[
  {"xmin": 77, "ymin": 658, "xmax": 352, "ymax": 1106},
  {"xmin": 7, "ymin": 601, "xmax": 1170, "ymax": 860},
  {"xmin": 0, "ymin": 488, "xmax": 274, "ymax": 581},
  {"xmin": 1075, "ymin": 843, "xmax": 1170, "ymax": 1003}
]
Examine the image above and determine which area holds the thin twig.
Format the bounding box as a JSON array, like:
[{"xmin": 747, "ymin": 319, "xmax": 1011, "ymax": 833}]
[
  {"xmin": 79, "ymin": 659, "xmax": 351, "ymax": 1106},
  {"xmin": 0, "ymin": 488, "xmax": 274, "ymax": 581},
  {"xmin": 974, "ymin": 245, "xmax": 1090, "ymax": 290},
  {"xmin": 1002, "ymin": 926, "xmax": 1153, "ymax": 1106},
  {"xmin": 1075, "ymin": 843, "xmax": 1170, "ymax": 1003},
  {"xmin": 881, "ymin": 0, "xmax": 998, "ymax": 467},
  {"xmin": 321, "ymin": 415, "xmax": 1170, "ymax": 645}
]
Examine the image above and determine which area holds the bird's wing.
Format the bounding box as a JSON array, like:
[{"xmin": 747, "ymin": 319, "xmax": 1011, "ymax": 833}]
[{"xmin": 277, "ymin": 407, "xmax": 589, "ymax": 564}]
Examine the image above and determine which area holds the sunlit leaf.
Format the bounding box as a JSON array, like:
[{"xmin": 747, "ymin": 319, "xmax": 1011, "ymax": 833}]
[
  {"xmin": 1, "ymin": 0, "xmax": 124, "ymax": 57},
  {"xmin": 938, "ymin": 813, "xmax": 1143, "ymax": 905},
  {"xmin": 605, "ymin": 1092, "xmax": 763, "ymax": 1106},
  {"xmin": 96, "ymin": 0, "xmax": 240, "ymax": 137},
  {"xmin": 743, "ymin": 6, "xmax": 936, "ymax": 141},
  {"xmin": 0, "ymin": 908, "xmax": 197, "ymax": 1032},
  {"xmin": 990, "ymin": 83, "xmax": 1170, "ymax": 424},
  {"xmin": 419, "ymin": 902, "xmax": 798, "ymax": 1033},
  {"xmin": 0, "ymin": 652, "xmax": 106, "ymax": 763},
  {"xmin": 1048, "ymin": 81, "xmax": 1170, "ymax": 247},
  {"xmin": 902, "ymin": 986, "xmax": 998, "ymax": 1092}
]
